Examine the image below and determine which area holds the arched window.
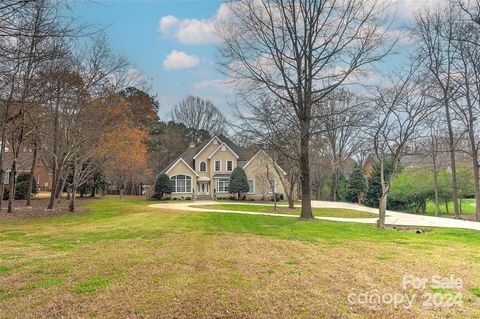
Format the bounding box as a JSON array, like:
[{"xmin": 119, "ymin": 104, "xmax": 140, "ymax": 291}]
[
  {"xmin": 170, "ymin": 175, "xmax": 192, "ymax": 193},
  {"xmin": 199, "ymin": 161, "xmax": 207, "ymax": 172}
]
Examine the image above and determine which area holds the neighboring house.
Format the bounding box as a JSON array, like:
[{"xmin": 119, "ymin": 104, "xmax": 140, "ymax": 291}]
[
  {"xmin": 3, "ymin": 151, "xmax": 52, "ymax": 191},
  {"xmin": 160, "ymin": 135, "xmax": 287, "ymax": 200}
]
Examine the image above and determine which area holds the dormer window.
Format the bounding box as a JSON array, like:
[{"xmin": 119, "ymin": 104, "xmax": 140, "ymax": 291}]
[{"xmin": 199, "ymin": 161, "xmax": 207, "ymax": 172}]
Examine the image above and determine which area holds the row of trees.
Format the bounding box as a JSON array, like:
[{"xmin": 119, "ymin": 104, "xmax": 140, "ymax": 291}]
[
  {"xmin": 0, "ymin": 0, "xmax": 157, "ymax": 212},
  {"xmin": 215, "ymin": 0, "xmax": 480, "ymax": 227}
]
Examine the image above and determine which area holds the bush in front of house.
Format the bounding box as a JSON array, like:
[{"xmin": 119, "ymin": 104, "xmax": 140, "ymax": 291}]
[
  {"xmin": 228, "ymin": 167, "xmax": 249, "ymax": 199},
  {"xmin": 270, "ymin": 193, "xmax": 284, "ymax": 202},
  {"xmin": 153, "ymin": 173, "xmax": 172, "ymax": 200},
  {"xmin": 3, "ymin": 172, "xmax": 38, "ymax": 200}
]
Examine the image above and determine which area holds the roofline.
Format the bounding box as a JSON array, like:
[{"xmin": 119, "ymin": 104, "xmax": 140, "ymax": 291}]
[
  {"xmin": 207, "ymin": 142, "xmax": 239, "ymax": 159},
  {"xmin": 243, "ymin": 150, "xmax": 287, "ymax": 175},
  {"xmin": 165, "ymin": 158, "xmax": 199, "ymax": 177},
  {"xmin": 192, "ymin": 136, "xmax": 219, "ymax": 160}
]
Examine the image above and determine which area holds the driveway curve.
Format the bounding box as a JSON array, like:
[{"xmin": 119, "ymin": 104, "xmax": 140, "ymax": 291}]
[{"xmin": 148, "ymin": 200, "xmax": 480, "ymax": 231}]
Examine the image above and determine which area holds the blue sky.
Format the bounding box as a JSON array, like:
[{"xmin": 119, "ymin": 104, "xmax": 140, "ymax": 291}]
[
  {"xmin": 70, "ymin": 0, "xmax": 231, "ymax": 119},
  {"xmin": 70, "ymin": 0, "xmax": 436, "ymax": 120}
]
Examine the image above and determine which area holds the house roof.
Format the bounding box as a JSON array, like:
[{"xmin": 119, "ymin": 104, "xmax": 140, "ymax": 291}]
[
  {"xmin": 4, "ymin": 151, "xmax": 48, "ymax": 172},
  {"xmin": 160, "ymin": 134, "xmax": 249, "ymax": 174}
]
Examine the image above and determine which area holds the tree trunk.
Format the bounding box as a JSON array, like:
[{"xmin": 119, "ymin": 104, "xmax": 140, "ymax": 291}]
[
  {"xmin": 444, "ymin": 97, "xmax": 460, "ymax": 218},
  {"xmin": 7, "ymin": 159, "xmax": 16, "ymax": 213},
  {"xmin": 26, "ymin": 140, "xmax": 38, "ymax": 206},
  {"xmin": 299, "ymin": 127, "xmax": 313, "ymax": 219},
  {"xmin": 47, "ymin": 171, "xmax": 56, "ymax": 210},
  {"xmin": 378, "ymin": 194, "xmax": 387, "ymax": 228},
  {"xmin": 377, "ymin": 160, "xmax": 387, "ymax": 228},
  {"xmin": 69, "ymin": 186, "xmax": 76, "ymax": 212},
  {"xmin": 90, "ymin": 186, "xmax": 96, "ymax": 198},
  {"xmin": 0, "ymin": 115, "xmax": 7, "ymax": 211},
  {"xmin": 288, "ymin": 180, "xmax": 295, "ymax": 209},
  {"xmin": 57, "ymin": 175, "xmax": 67, "ymax": 203},
  {"xmin": 331, "ymin": 171, "xmax": 339, "ymax": 201},
  {"xmin": 432, "ymin": 166, "xmax": 440, "ymax": 217}
]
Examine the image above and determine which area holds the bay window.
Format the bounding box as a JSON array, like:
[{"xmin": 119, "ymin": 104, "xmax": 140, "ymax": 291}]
[{"xmin": 170, "ymin": 175, "xmax": 192, "ymax": 193}]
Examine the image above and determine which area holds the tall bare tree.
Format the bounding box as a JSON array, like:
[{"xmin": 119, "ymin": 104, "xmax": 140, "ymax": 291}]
[
  {"xmin": 217, "ymin": 0, "xmax": 392, "ymax": 218},
  {"xmin": 323, "ymin": 90, "xmax": 367, "ymax": 201},
  {"xmin": 369, "ymin": 63, "xmax": 436, "ymax": 228},
  {"xmin": 414, "ymin": 4, "xmax": 463, "ymax": 218},
  {"xmin": 170, "ymin": 95, "xmax": 226, "ymax": 143}
]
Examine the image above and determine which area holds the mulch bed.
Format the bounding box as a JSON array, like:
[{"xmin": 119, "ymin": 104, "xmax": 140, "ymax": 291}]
[{"xmin": 0, "ymin": 198, "xmax": 92, "ymax": 219}]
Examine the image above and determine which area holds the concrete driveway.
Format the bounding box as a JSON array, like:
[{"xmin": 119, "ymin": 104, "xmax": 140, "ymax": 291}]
[{"xmin": 149, "ymin": 200, "xmax": 480, "ymax": 231}]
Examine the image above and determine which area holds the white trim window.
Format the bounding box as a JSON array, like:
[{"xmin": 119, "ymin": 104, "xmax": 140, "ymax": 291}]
[
  {"xmin": 199, "ymin": 161, "xmax": 207, "ymax": 172},
  {"xmin": 170, "ymin": 175, "xmax": 192, "ymax": 193},
  {"xmin": 226, "ymin": 160, "xmax": 233, "ymax": 172},
  {"xmin": 214, "ymin": 160, "xmax": 221, "ymax": 172},
  {"xmin": 268, "ymin": 179, "xmax": 276, "ymax": 193},
  {"xmin": 216, "ymin": 178, "xmax": 229, "ymax": 193},
  {"xmin": 248, "ymin": 179, "xmax": 255, "ymax": 194}
]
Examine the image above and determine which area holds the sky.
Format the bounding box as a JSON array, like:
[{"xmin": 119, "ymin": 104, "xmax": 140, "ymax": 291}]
[{"xmin": 69, "ymin": 0, "xmax": 437, "ymax": 120}]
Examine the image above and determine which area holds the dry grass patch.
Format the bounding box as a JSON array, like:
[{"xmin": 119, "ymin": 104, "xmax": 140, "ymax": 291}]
[{"xmin": 0, "ymin": 198, "xmax": 479, "ymax": 318}]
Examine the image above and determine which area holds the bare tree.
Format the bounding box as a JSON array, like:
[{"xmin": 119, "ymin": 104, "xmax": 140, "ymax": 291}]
[
  {"xmin": 416, "ymin": 116, "xmax": 447, "ymax": 216},
  {"xmin": 451, "ymin": 22, "xmax": 480, "ymax": 221},
  {"xmin": 322, "ymin": 90, "xmax": 367, "ymax": 201},
  {"xmin": 170, "ymin": 95, "xmax": 226, "ymax": 143},
  {"xmin": 413, "ymin": 4, "xmax": 463, "ymax": 218},
  {"xmin": 217, "ymin": 0, "xmax": 393, "ymax": 218},
  {"xmin": 369, "ymin": 64, "xmax": 436, "ymax": 228},
  {"xmin": 0, "ymin": 0, "xmax": 69, "ymax": 212}
]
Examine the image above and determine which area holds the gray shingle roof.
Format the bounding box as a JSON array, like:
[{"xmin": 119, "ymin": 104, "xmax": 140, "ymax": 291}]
[{"xmin": 160, "ymin": 134, "xmax": 248, "ymax": 174}]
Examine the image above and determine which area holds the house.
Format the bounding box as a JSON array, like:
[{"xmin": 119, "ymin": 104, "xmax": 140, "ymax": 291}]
[
  {"xmin": 3, "ymin": 150, "xmax": 52, "ymax": 191},
  {"xmin": 160, "ymin": 135, "xmax": 287, "ymax": 200}
]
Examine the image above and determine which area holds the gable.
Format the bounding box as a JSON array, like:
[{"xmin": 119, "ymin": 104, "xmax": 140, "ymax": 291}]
[
  {"xmin": 243, "ymin": 150, "xmax": 287, "ymax": 176},
  {"xmin": 207, "ymin": 143, "xmax": 239, "ymax": 159},
  {"xmin": 165, "ymin": 158, "xmax": 198, "ymax": 177},
  {"xmin": 193, "ymin": 136, "xmax": 222, "ymax": 160}
]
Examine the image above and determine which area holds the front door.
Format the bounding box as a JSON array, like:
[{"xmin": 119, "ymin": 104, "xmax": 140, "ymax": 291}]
[{"xmin": 199, "ymin": 182, "xmax": 209, "ymax": 194}]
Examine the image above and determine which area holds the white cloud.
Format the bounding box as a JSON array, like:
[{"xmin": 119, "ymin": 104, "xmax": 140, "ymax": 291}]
[
  {"xmin": 163, "ymin": 50, "xmax": 200, "ymax": 70},
  {"xmin": 158, "ymin": 3, "xmax": 232, "ymax": 44},
  {"xmin": 159, "ymin": 15, "xmax": 179, "ymax": 34}
]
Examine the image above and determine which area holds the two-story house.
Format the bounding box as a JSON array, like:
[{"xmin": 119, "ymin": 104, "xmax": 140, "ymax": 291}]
[{"xmin": 160, "ymin": 134, "xmax": 287, "ymax": 200}]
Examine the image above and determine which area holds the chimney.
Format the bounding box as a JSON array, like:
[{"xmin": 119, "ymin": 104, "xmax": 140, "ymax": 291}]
[{"xmin": 189, "ymin": 142, "xmax": 196, "ymax": 148}]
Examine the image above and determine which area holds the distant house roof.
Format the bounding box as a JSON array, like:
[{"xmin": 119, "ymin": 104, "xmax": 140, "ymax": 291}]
[
  {"xmin": 160, "ymin": 134, "xmax": 249, "ymax": 174},
  {"xmin": 3, "ymin": 151, "xmax": 48, "ymax": 172}
]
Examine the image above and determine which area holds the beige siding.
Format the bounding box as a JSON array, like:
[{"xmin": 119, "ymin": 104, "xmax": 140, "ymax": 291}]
[
  {"xmin": 243, "ymin": 151, "xmax": 286, "ymax": 200},
  {"xmin": 164, "ymin": 138, "xmax": 289, "ymax": 200},
  {"xmin": 166, "ymin": 160, "xmax": 197, "ymax": 199}
]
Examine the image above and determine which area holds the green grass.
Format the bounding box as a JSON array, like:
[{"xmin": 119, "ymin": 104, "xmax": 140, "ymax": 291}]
[
  {"xmin": 71, "ymin": 277, "xmax": 111, "ymax": 293},
  {"xmin": 471, "ymin": 288, "xmax": 480, "ymax": 297},
  {"xmin": 425, "ymin": 198, "xmax": 476, "ymax": 215},
  {"xmin": 189, "ymin": 203, "xmax": 377, "ymax": 218},
  {"xmin": 0, "ymin": 198, "xmax": 479, "ymax": 318}
]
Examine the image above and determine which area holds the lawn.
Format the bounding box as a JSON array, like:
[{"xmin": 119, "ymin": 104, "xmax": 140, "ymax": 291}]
[
  {"xmin": 425, "ymin": 198, "xmax": 476, "ymax": 215},
  {"xmin": 189, "ymin": 203, "xmax": 377, "ymax": 218},
  {"xmin": 1, "ymin": 198, "xmax": 479, "ymax": 318}
]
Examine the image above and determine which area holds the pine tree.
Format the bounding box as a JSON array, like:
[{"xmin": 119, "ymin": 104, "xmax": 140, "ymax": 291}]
[
  {"xmin": 346, "ymin": 165, "xmax": 367, "ymax": 204},
  {"xmin": 228, "ymin": 167, "xmax": 249, "ymax": 199},
  {"xmin": 154, "ymin": 173, "xmax": 172, "ymax": 199},
  {"xmin": 365, "ymin": 161, "xmax": 393, "ymax": 208}
]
